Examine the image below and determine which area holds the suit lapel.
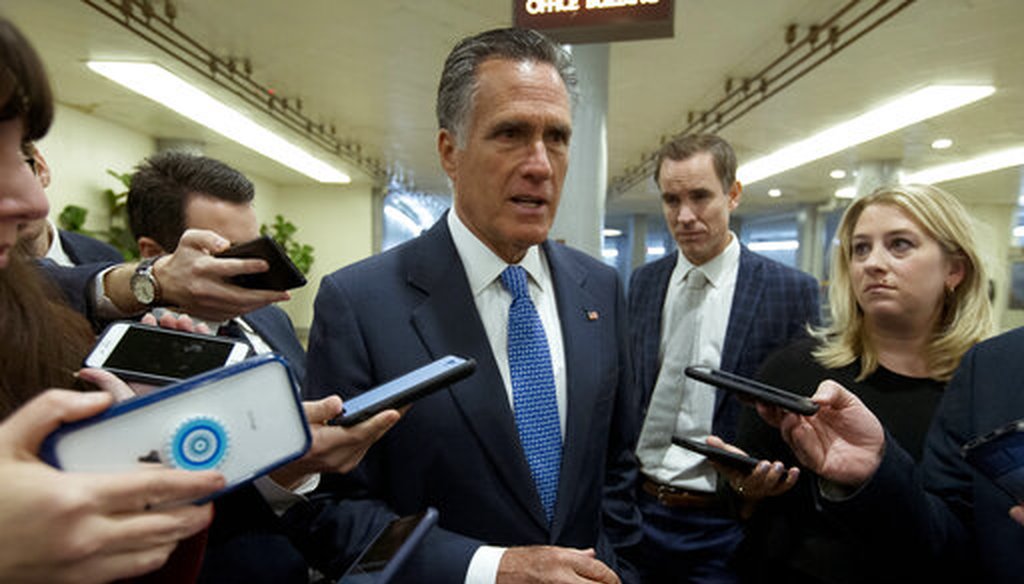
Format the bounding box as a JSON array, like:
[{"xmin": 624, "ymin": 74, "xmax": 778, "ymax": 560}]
[
  {"xmin": 717, "ymin": 247, "xmax": 764, "ymax": 413},
  {"xmin": 407, "ymin": 221, "xmax": 549, "ymax": 530},
  {"xmin": 544, "ymin": 242, "xmax": 602, "ymax": 539}
]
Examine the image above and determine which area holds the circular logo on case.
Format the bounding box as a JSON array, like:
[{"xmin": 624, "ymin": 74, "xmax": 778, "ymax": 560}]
[{"xmin": 168, "ymin": 416, "xmax": 229, "ymax": 470}]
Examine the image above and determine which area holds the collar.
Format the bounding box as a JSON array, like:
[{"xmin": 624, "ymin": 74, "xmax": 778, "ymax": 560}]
[
  {"xmin": 447, "ymin": 210, "xmax": 547, "ymax": 295},
  {"xmin": 673, "ymin": 232, "xmax": 740, "ymax": 288}
]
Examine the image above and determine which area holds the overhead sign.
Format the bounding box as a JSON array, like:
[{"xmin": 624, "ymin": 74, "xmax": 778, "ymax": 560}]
[{"xmin": 513, "ymin": 0, "xmax": 674, "ymax": 44}]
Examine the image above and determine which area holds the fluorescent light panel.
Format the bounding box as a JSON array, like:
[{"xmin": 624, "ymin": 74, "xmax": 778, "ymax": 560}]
[
  {"xmin": 88, "ymin": 61, "xmax": 350, "ymax": 184},
  {"xmin": 737, "ymin": 85, "xmax": 995, "ymax": 185},
  {"xmin": 902, "ymin": 146, "xmax": 1024, "ymax": 185},
  {"xmin": 748, "ymin": 240, "xmax": 799, "ymax": 252}
]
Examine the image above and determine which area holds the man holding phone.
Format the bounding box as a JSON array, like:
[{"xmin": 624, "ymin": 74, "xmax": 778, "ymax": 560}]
[
  {"xmin": 125, "ymin": 150, "xmax": 402, "ymax": 582},
  {"xmin": 626, "ymin": 134, "xmax": 820, "ymax": 583}
]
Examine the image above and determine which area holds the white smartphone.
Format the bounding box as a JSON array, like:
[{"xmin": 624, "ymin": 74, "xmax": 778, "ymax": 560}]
[
  {"xmin": 84, "ymin": 321, "xmax": 251, "ymax": 386},
  {"xmin": 42, "ymin": 354, "xmax": 310, "ymax": 501}
]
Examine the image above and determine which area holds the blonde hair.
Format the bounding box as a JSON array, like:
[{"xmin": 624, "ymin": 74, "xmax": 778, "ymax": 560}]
[{"xmin": 813, "ymin": 184, "xmax": 994, "ymax": 381}]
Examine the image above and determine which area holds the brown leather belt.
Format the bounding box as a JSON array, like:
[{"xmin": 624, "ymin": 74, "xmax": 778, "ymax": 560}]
[{"xmin": 641, "ymin": 478, "xmax": 720, "ymax": 509}]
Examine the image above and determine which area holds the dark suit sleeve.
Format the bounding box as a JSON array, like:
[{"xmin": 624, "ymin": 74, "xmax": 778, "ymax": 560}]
[
  {"xmin": 301, "ymin": 276, "xmax": 481, "ymax": 582},
  {"xmin": 819, "ymin": 354, "xmax": 979, "ymax": 580},
  {"xmin": 599, "ymin": 274, "xmax": 643, "ymax": 583},
  {"xmin": 36, "ymin": 260, "xmax": 116, "ymax": 327}
]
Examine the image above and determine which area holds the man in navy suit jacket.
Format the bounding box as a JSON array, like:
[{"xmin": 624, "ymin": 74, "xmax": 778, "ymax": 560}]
[
  {"xmin": 302, "ymin": 28, "xmax": 641, "ymax": 583},
  {"xmin": 627, "ymin": 134, "xmax": 819, "ymax": 583},
  {"xmin": 124, "ymin": 150, "xmax": 399, "ymax": 584},
  {"xmin": 772, "ymin": 326, "xmax": 1024, "ymax": 584}
]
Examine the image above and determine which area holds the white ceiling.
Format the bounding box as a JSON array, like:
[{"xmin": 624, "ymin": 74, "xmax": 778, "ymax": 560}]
[{"xmin": 5, "ymin": 0, "xmax": 1023, "ymax": 220}]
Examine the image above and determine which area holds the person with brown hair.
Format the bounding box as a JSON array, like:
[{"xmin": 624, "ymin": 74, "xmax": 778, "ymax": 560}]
[{"xmin": 0, "ymin": 14, "xmax": 224, "ymax": 582}]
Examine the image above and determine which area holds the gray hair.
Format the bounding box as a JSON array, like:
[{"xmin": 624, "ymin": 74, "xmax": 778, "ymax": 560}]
[{"xmin": 436, "ymin": 27, "xmax": 577, "ymax": 146}]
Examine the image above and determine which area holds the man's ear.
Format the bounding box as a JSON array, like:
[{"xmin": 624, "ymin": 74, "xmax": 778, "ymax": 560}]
[
  {"xmin": 727, "ymin": 181, "xmax": 743, "ymax": 211},
  {"xmin": 31, "ymin": 146, "xmax": 51, "ymax": 188},
  {"xmin": 137, "ymin": 237, "xmax": 166, "ymax": 259},
  {"xmin": 438, "ymin": 129, "xmax": 459, "ymax": 181}
]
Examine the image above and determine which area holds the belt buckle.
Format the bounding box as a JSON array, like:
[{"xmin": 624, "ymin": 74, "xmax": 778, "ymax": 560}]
[{"xmin": 654, "ymin": 483, "xmax": 676, "ymax": 505}]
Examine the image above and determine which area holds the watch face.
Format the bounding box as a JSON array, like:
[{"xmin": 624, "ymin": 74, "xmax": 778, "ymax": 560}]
[{"xmin": 132, "ymin": 276, "xmax": 156, "ymax": 305}]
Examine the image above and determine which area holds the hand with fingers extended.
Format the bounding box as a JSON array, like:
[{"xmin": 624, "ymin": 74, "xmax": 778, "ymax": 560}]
[
  {"xmin": 269, "ymin": 396, "xmax": 401, "ymax": 490},
  {"xmin": 106, "ymin": 229, "xmax": 290, "ymax": 322},
  {"xmin": 0, "ymin": 389, "xmax": 224, "ymax": 584},
  {"xmin": 757, "ymin": 379, "xmax": 885, "ymax": 489},
  {"xmin": 497, "ymin": 546, "xmax": 621, "ymax": 584}
]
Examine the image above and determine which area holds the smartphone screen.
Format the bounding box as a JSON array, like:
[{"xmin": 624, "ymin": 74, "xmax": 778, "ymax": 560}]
[{"xmin": 103, "ymin": 325, "xmax": 238, "ymax": 379}]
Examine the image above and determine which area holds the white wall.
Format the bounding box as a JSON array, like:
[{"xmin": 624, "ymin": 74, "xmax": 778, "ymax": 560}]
[{"xmin": 36, "ymin": 104, "xmax": 154, "ymax": 229}]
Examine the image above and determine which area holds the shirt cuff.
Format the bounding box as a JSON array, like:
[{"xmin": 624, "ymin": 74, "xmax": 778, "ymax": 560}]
[
  {"xmin": 252, "ymin": 473, "xmax": 320, "ymax": 516},
  {"xmin": 464, "ymin": 545, "xmax": 506, "ymax": 584},
  {"xmin": 93, "ymin": 266, "xmax": 134, "ymax": 320}
]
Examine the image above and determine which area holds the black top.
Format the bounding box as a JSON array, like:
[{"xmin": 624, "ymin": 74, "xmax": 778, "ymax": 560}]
[{"xmin": 734, "ymin": 337, "xmax": 944, "ymax": 584}]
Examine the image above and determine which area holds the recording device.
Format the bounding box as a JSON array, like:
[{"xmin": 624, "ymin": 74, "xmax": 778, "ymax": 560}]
[
  {"xmin": 215, "ymin": 234, "xmax": 307, "ymax": 291},
  {"xmin": 337, "ymin": 508, "xmax": 438, "ymax": 584},
  {"xmin": 684, "ymin": 366, "xmax": 820, "ymax": 416},
  {"xmin": 42, "ymin": 354, "xmax": 310, "ymax": 502},
  {"xmin": 672, "ymin": 436, "xmax": 760, "ymax": 474},
  {"xmin": 330, "ymin": 355, "xmax": 476, "ymax": 427},
  {"xmin": 962, "ymin": 419, "xmax": 1024, "ymax": 501},
  {"xmin": 84, "ymin": 321, "xmax": 251, "ymax": 386}
]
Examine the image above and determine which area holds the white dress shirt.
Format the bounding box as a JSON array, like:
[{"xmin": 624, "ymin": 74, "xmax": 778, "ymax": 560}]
[
  {"xmin": 447, "ymin": 210, "xmax": 567, "ymax": 584},
  {"xmin": 645, "ymin": 234, "xmax": 740, "ymax": 492}
]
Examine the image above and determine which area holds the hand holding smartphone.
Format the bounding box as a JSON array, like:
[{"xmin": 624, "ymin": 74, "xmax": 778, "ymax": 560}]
[
  {"xmin": 215, "ymin": 235, "xmax": 307, "ymax": 291},
  {"xmin": 672, "ymin": 436, "xmax": 760, "ymax": 473},
  {"xmin": 685, "ymin": 366, "xmax": 819, "ymax": 416},
  {"xmin": 85, "ymin": 321, "xmax": 250, "ymax": 386},
  {"xmin": 330, "ymin": 355, "xmax": 476, "ymax": 427},
  {"xmin": 42, "ymin": 354, "xmax": 310, "ymax": 502}
]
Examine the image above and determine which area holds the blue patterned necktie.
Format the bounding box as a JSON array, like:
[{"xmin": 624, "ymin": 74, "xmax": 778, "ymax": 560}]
[{"xmin": 501, "ymin": 265, "xmax": 562, "ymax": 523}]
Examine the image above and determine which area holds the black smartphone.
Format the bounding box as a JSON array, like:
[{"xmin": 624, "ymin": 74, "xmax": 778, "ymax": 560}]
[
  {"xmin": 337, "ymin": 508, "xmax": 438, "ymax": 583},
  {"xmin": 84, "ymin": 321, "xmax": 251, "ymax": 386},
  {"xmin": 685, "ymin": 366, "xmax": 820, "ymax": 416},
  {"xmin": 215, "ymin": 235, "xmax": 307, "ymax": 291},
  {"xmin": 672, "ymin": 436, "xmax": 760, "ymax": 474},
  {"xmin": 330, "ymin": 355, "xmax": 476, "ymax": 427},
  {"xmin": 962, "ymin": 419, "xmax": 1024, "ymax": 501}
]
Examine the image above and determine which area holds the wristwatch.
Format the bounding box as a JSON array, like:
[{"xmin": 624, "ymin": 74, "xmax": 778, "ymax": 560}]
[{"xmin": 130, "ymin": 256, "xmax": 163, "ymax": 306}]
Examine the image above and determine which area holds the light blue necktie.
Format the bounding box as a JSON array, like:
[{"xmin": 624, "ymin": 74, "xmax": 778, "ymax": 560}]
[{"xmin": 501, "ymin": 265, "xmax": 562, "ymax": 523}]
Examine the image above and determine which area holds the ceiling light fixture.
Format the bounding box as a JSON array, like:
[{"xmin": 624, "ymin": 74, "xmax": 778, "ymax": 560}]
[
  {"xmin": 829, "ymin": 169, "xmax": 847, "ymax": 179},
  {"xmin": 748, "ymin": 240, "xmax": 799, "ymax": 252},
  {"xmin": 902, "ymin": 146, "xmax": 1024, "ymax": 185},
  {"xmin": 767, "ymin": 188, "xmax": 782, "ymax": 198},
  {"xmin": 87, "ymin": 61, "xmax": 351, "ymax": 184},
  {"xmin": 835, "ymin": 186, "xmax": 857, "ymax": 199},
  {"xmin": 602, "ymin": 228, "xmax": 623, "ymax": 237},
  {"xmin": 931, "ymin": 138, "xmax": 953, "ymax": 150},
  {"xmin": 736, "ymin": 85, "xmax": 995, "ymax": 185}
]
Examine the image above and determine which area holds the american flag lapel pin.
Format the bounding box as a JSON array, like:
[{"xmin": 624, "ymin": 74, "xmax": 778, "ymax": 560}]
[{"xmin": 585, "ymin": 309, "xmax": 600, "ymax": 321}]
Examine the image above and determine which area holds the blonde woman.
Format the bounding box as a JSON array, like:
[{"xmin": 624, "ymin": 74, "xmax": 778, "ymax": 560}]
[{"xmin": 719, "ymin": 183, "xmax": 994, "ymax": 584}]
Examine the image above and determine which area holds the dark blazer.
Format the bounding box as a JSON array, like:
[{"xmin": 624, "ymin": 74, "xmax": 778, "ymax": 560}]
[
  {"xmin": 628, "ymin": 246, "xmax": 820, "ymax": 442},
  {"xmin": 58, "ymin": 229, "xmax": 124, "ymax": 265},
  {"xmin": 301, "ymin": 216, "xmax": 643, "ymax": 582},
  {"xmin": 199, "ymin": 305, "xmax": 310, "ymax": 584},
  {"xmin": 823, "ymin": 327, "xmax": 1024, "ymax": 584}
]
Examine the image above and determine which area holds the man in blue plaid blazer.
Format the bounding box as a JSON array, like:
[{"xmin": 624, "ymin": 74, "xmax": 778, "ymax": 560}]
[{"xmin": 625, "ymin": 134, "xmax": 820, "ymax": 584}]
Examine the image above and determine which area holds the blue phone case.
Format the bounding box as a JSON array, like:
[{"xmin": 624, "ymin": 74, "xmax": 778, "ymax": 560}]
[{"xmin": 41, "ymin": 354, "xmax": 311, "ymax": 502}]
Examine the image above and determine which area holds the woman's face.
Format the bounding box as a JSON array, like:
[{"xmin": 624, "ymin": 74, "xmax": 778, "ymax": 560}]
[
  {"xmin": 849, "ymin": 203, "xmax": 964, "ymax": 332},
  {"xmin": 0, "ymin": 118, "xmax": 48, "ymax": 269}
]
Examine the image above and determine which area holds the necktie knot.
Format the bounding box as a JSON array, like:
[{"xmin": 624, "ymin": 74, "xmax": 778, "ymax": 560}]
[
  {"xmin": 685, "ymin": 267, "xmax": 708, "ymax": 290},
  {"xmin": 501, "ymin": 265, "xmax": 531, "ymax": 300}
]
